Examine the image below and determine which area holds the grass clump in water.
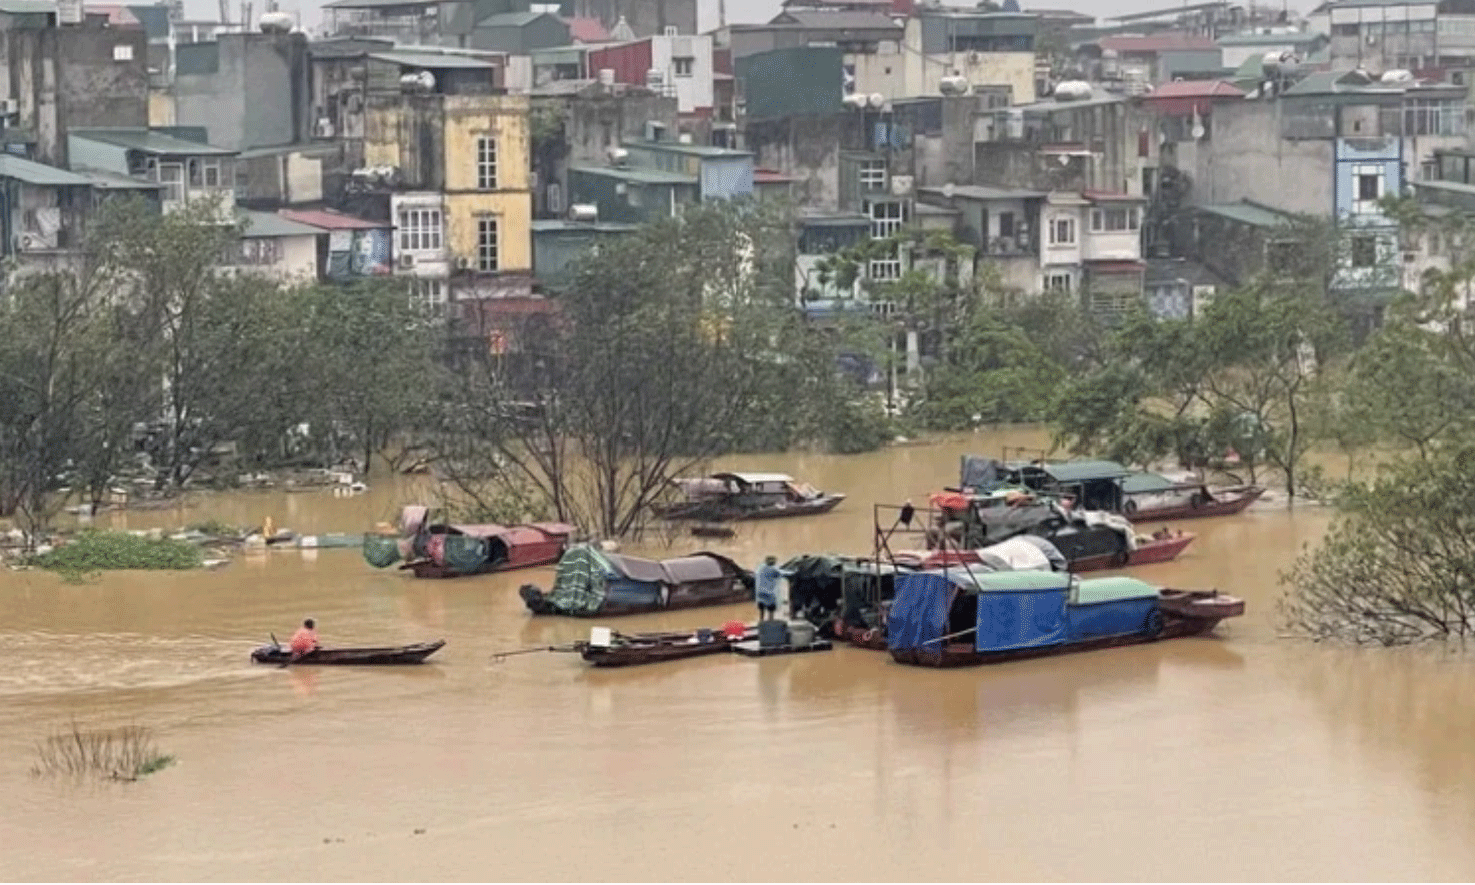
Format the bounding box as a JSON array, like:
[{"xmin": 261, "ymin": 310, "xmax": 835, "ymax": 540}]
[
  {"xmin": 32, "ymin": 722, "xmax": 176, "ymax": 782},
  {"xmin": 31, "ymin": 530, "xmax": 203, "ymax": 573}
]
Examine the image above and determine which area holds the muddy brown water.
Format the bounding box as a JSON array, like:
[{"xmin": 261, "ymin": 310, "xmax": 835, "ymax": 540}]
[{"xmin": 4, "ymin": 428, "xmax": 1475, "ymax": 881}]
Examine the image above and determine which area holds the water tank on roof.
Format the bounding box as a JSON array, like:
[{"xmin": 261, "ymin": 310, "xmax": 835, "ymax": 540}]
[
  {"xmin": 842, "ymin": 93, "xmax": 869, "ymax": 109},
  {"xmin": 1053, "ymin": 80, "xmax": 1093, "ymax": 101},
  {"xmin": 400, "ymin": 70, "xmax": 435, "ymax": 92},
  {"xmin": 259, "ymin": 10, "xmax": 293, "ymax": 32},
  {"xmin": 1262, "ymin": 50, "xmax": 1299, "ymax": 76},
  {"xmin": 1381, "ymin": 68, "xmax": 1415, "ymax": 84},
  {"xmin": 939, "ymin": 75, "xmax": 970, "ymax": 96},
  {"xmin": 597, "ymin": 67, "xmax": 615, "ymax": 86}
]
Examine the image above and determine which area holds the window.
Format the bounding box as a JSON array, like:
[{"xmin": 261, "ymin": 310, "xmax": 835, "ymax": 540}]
[
  {"xmin": 1352, "ymin": 165, "xmax": 1385, "ymax": 215},
  {"xmin": 868, "ymin": 200, "xmax": 904, "ymax": 280},
  {"xmin": 113, "ymin": 44, "xmax": 133, "ymax": 61},
  {"xmin": 477, "ymin": 216, "xmax": 499, "ymax": 272},
  {"xmin": 1090, "ymin": 207, "xmax": 1140, "ymax": 232},
  {"xmin": 398, "ymin": 207, "xmax": 443, "ymax": 252},
  {"xmin": 158, "ymin": 162, "xmax": 184, "ymax": 202},
  {"xmin": 673, "ymin": 56, "xmax": 694, "ymax": 77},
  {"xmin": 1357, "ymin": 172, "xmax": 1381, "ymax": 201},
  {"xmin": 858, "ymin": 158, "xmax": 887, "ymax": 191},
  {"xmin": 1045, "ymin": 272, "xmax": 1072, "ymax": 293},
  {"xmin": 1048, "ymin": 216, "xmax": 1075, "ymax": 245},
  {"xmin": 188, "ymin": 158, "xmax": 221, "ymax": 189},
  {"xmin": 476, "ymin": 135, "xmax": 498, "ymax": 190},
  {"xmin": 998, "ymin": 212, "xmax": 1015, "ymax": 238},
  {"xmin": 1351, "ymin": 235, "xmax": 1378, "ymax": 268},
  {"xmin": 410, "ymin": 279, "xmax": 446, "ymax": 316}
]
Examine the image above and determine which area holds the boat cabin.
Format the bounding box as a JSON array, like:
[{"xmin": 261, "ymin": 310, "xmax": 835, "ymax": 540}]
[{"xmin": 676, "ymin": 472, "xmax": 820, "ymax": 505}]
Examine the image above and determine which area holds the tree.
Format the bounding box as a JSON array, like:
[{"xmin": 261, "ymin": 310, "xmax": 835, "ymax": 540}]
[
  {"xmin": 1282, "ymin": 448, "xmax": 1475, "ymax": 644},
  {"xmin": 428, "ymin": 200, "xmax": 860, "ymax": 539}
]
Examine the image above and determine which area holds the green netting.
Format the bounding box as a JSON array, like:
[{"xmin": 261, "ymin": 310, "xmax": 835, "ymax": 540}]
[
  {"xmin": 362, "ymin": 535, "xmax": 402, "ymax": 569},
  {"xmin": 442, "ymin": 535, "xmax": 490, "ymax": 574},
  {"xmin": 541, "ymin": 544, "xmax": 613, "ymax": 615}
]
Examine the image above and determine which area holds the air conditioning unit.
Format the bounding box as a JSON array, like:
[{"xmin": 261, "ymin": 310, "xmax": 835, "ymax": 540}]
[{"xmin": 398, "ymin": 253, "xmax": 415, "ymax": 269}]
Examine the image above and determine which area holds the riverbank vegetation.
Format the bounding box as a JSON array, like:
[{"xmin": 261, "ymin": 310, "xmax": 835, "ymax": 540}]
[
  {"xmin": 32, "ymin": 722, "xmax": 175, "ymax": 782},
  {"xmin": 28, "ymin": 531, "xmax": 204, "ymax": 574}
]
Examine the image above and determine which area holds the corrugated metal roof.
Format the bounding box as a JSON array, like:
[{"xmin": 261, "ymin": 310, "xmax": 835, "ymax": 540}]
[
  {"xmin": 478, "ymin": 10, "xmax": 548, "ymax": 26},
  {"xmin": 773, "ymin": 10, "xmax": 901, "ymax": 29},
  {"xmin": 369, "ymin": 50, "xmax": 497, "ymax": 69},
  {"xmin": 569, "ymin": 165, "xmax": 697, "ymax": 184},
  {"xmin": 1041, "ymin": 460, "xmax": 1132, "ymax": 483},
  {"xmin": 919, "ymin": 184, "xmax": 1046, "ymax": 201},
  {"xmin": 323, "ymin": 0, "xmax": 435, "ymax": 8},
  {"xmin": 1121, "ymin": 472, "xmax": 1183, "ymax": 494},
  {"xmin": 0, "ymin": 0, "xmax": 56, "ymax": 13},
  {"xmin": 0, "ymin": 154, "xmax": 93, "ymax": 186},
  {"xmin": 624, "ymin": 139, "xmax": 752, "ymax": 158},
  {"xmin": 70, "ymin": 128, "xmax": 235, "ymax": 155},
  {"xmin": 241, "ymin": 210, "xmax": 323, "ymax": 238},
  {"xmin": 1198, "ymin": 201, "xmax": 1294, "ymax": 227},
  {"xmin": 1217, "ymin": 31, "xmax": 1325, "ymax": 46},
  {"xmin": 531, "ymin": 219, "xmax": 640, "ymax": 232},
  {"xmin": 71, "ymin": 167, "xmax": 161, "ymax": 190},
  {"xmin": 278, "ymin": 208, "xmax": 385, "ymax": 230},
  {"xmin": 1100, "ymin": 33, "xmax": 1217, "ymax": 53},
  {"xmin": 1145, "ymin": 79, "xmax": 1245, "ymax": 99}
]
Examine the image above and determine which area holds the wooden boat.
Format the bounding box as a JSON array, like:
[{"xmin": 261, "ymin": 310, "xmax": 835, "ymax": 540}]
[
  {"xmin": 651, "ymin": 472, "xmax": 845, "ymax": 522},
  {"xmin": 885, "ymin": 570, "xmax": 1243, "ymax": 668},
  {"xmin": 917, "ymin": 491, "xmax": 1194, "ymax": 573},
  {"xmin": 250, "ymin": 639, "xmax": 446, "ymax": 666},
  {"xmin": 961, "ymin": 455, "xmax": 1265, "ymax": 522},
  {"xmin": 570, "ymin": 625, "xmax": 757, "ymax": 667},
  {"xmin": 363, "ymin": 505, "xmax": 575, "ymax": 579},
  {"xmin": 519, "ymin": 543, "xmax": 753, "ymax": 617}
]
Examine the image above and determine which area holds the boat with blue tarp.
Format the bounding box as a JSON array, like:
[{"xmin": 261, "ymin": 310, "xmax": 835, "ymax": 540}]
[{"xmin": 886, "ymin": 569, "xmax": 1243, "ymax": 668}]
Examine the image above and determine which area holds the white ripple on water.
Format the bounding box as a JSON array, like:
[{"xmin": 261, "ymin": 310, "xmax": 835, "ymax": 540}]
[{"xmin": 0, "ymin": 630, "xmax": 257, "ymax": 698}]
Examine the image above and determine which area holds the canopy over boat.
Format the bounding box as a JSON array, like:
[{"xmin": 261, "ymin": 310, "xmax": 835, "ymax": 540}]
[{"xmin": 536, "ymin": 544, "xmax": 749, "ymax": 616}]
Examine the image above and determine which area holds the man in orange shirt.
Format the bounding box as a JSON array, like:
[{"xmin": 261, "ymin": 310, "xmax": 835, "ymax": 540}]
[{"xmin": 288, "ymin": 618, "xmax": 319, "ymax": 662}]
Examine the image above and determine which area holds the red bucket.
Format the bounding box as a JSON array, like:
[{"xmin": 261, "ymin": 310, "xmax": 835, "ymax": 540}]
[{"xmin": 722, "ymin": 621, "xmax": 746, "ymax": 639}]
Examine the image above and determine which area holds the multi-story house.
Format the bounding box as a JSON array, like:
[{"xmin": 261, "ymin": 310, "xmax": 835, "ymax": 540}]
[
  {"xmin": 0, "ymin": 153, "xmax": 104, "ymax": 273},
  {"xmin": 586, "ymin": 32, "xmax": 716, "ymax": 115},
  {"xmin": 359, "ymin": 67, "xmax": 533, "ymax": 305},
  {"xmin": 67, "ymin": 127, "xmax": 238, "ymax": 217},
  {"xmin": 1310, "ymin": 0, "xmax": 1475, "ymax": 74},
  {"xmin": 566, "ymin": 131, "xmax": 752, "ymax": 222},
  {"xmin": 851, "ymin": 9, "xmax": 1038, "ymax": 104}
]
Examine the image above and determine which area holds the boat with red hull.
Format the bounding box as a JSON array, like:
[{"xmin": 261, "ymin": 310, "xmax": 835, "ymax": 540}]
[
  {"xmin": 901, "ymin": 531, "xmax": 1195, "ymax": 574},
  {"xmin": 363, "ymin": 506, "xmax": 575, "ymax": 579}
]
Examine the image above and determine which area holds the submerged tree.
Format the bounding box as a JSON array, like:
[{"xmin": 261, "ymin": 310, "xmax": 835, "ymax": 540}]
[
  {"xmin": 428, "ymin": 200, "xmax": 863, "ymax": 539},
  {"xmin": 1281, "ymin": 448, "xmax": 1475, "ymax": 644}
]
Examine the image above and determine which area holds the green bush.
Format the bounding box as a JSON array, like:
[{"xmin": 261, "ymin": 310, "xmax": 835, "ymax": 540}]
[{"xmin": 31, "ymin": 531, "xmax": 203, "ymax": 572}]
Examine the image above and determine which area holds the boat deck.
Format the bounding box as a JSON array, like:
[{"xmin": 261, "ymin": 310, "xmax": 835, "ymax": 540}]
[{"xmin": 730, "ymin": 639, "xmax": 834, "ymax": 658}]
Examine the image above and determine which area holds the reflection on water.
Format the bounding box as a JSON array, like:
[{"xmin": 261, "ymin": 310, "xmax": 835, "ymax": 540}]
[{"xmin": 4, "ymin": 430, "xmax": 1475, "ymax": 880}]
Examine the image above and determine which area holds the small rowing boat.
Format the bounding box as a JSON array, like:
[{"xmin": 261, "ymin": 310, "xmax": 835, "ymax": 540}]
[{"xmin": 250, "ymin": 639, "xmax": 446, "ymax": 666}]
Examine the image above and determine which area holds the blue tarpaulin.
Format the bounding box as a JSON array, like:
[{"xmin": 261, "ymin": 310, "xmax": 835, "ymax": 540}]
[
  {"xmin": 887, "ymin": 572, "xmax": 956, "ymax": 651},
  {"xmin": 975, "ymin": 589, "xmax": 1069, "ymax": 652}
]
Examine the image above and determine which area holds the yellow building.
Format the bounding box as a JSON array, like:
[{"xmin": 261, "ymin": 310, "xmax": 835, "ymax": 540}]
[{"xmin": 364, "ymin": 85, "xmax": 533, "ymax": 305}]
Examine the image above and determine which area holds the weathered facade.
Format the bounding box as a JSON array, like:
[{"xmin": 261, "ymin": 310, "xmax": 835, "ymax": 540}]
[
  {"xmin": 850, "ymin": 11, "xmax": 1037, "ymax": 103},
  {"xmin": 0, "ymin": 19, "xmax": 150, "ymax": 166},
  {"xmin": 974, "ymin": 91, "xmax": 1157, "ymax": 197},
  {"xmin": 171, "ymin": 32, "xmax": 313, "ymax": 152},
  {"xmin": 0, "ymin": 152, "xmax": 97, "ymax": 270}
]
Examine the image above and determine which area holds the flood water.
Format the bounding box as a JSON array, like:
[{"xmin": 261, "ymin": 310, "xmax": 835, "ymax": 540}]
[{"xmin": 4, "ymin": 428, "xmax": 1475, "ymax": 882}]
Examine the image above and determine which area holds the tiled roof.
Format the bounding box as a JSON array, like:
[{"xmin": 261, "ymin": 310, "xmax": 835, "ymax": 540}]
[
  {"xmin": 1145, "ymin": 79, "xmax": 1245, "ymax": 99},
  {"xmin": 562, "ymin": 16, "xmax": 609, "ymax": 42}
]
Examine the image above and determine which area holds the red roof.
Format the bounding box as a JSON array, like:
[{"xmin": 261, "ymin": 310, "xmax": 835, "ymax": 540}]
[
  {"xmin": 1148, "ymin": 79, "xmax": 1244, "ymax": 99},
  {"xmin": 754, "ymin": 168, "xmax": 798, "ymax": 184},
  {"xmin": 562, "ymin": 16, "xmax": 610, "ymax": 43},
  {"xmin": 278, "ymin": 209, "xmax": 385, "ymax": 230},
  {"xmin": 1099, "ymin": 33, "xmax": 1217, "ymax": 53}
]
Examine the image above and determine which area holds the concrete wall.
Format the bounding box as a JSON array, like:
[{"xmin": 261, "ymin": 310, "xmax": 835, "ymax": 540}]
[
  {"xmin": 1191, "ymin": 100, "xmax": 1332, "ymax": 215},
  {"xmin": 235, "ymin": 233, "xmax": 319, "ymax": 283},
  {"xmin": 651, "ymin": 32, "xmax": 713, "ymax": 113},
  {"xmin": 173, "ymin": 33, "xmax": 311, "ymax": 152},
  {"xmin": 743, "ymin": 113, "xmax": 853, "ymax": 209},
  {"xmin": 443, "ymin": 93, "xmax": 532, "ymax": 273},
  {"xmin": 852, "ymin": 18, "xmax": 1034, "ymax": 103},
  {"xmin": 4, "ymin": 25, "xmax": 149, "ymax": 167}
]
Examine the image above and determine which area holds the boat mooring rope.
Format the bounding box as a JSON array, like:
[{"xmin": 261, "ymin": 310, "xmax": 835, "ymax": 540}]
[{"xmin": 489, "ymin": 644, "xmax": 574, "ymax": 664}]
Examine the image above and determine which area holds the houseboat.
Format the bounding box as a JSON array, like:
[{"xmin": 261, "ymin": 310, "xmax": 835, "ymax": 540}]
[
  {"xmin": 961, "ymin": 455, "xmax": 1264, "ymax": 521},
  {"xmin": 518, "ymin": 543, "xmax": 753, "ymax": 617},
  {"xmin": 362, "ymin": 505, "xmax": 574, "ymax": 579},
  {"xmin": 886, "ymin": 570, "xmax": 1244, "ymax": 668},
  {"xmin": 650, "ymin": 472, "xmax": 845, "ymax": 522}
]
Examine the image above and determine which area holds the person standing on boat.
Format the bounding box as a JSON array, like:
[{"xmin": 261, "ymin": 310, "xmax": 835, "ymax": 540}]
[
  {"xmin": 288, "ymin": 618, "xmax": 319, "ymax": 661},
  {"xmin": 755, "ymin": 556, "xmax": 786, "ymax": 622}
]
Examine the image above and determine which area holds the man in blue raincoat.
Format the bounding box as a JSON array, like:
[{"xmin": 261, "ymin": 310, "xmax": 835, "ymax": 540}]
[{"xmin": 755, "ymin": 555, "xmax": 787, "ymax": 622}]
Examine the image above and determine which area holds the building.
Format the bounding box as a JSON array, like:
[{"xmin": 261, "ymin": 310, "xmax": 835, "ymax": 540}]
[
  {"xmin": 556, "ymin": 0, "xmax": 697, "ymax": 39},
  {"xmin": 321, "ymin": 0, "xmax": 533, "ymax": 45},
  {"xmin": 1216, "ymin": 29, "xmax": 1329, "ymax": 70},
  {"xmin": 528, "ymin": 82, "xmax": 679, "ymax": 218},
  {"xmin": 170, "ymin": 31, "xmax": 313, "ymax": 152},
  {"xmin": 1085, "ymin": 33, "xmax": 1223, "ymax": 87},
  {"xmin": 586, "ymin": 32, "xmax": 715, "ymax": 115},
  {"xmin": 0, "ymin": 153, "xmax": 99, "ymax": 272},
  {"xmin": 851, "ymin": 9, "xmax": 1038, "ymax": 104},
  {"xmin": 530, "ymin": 216, "xmax": 638, "ymax": 290},
  {"xmin": 67, "ymin": 127, "xmax": 237, "ymax": 216},
  {"xmin": 279, "ymin": 207, "xmax": 393, "ymax": 281},
  {"xmin": 463, "ymin": 11, "xmax": 570, "ymax": 53},
  {"xmin": 0, "ymin": 15, "xmax": 150, "ymax": 167},
  {"xmin": 565, "ymin": 162, "xmax": 699, "ymax": 222},
  {"xmin": 915, "ymin": 183, "xmax": 1045, "ymax": 294},
  {"xmin": 233, "ymin": 210, "xmax": 323, "ymax": 281},
  {"xmin": 1310, "ymin": 0, "xmax": 1475, "ymax": 73},
  {"xmin": 358, "ymin": 61, "xmax": 533, "ymax": 304}
]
